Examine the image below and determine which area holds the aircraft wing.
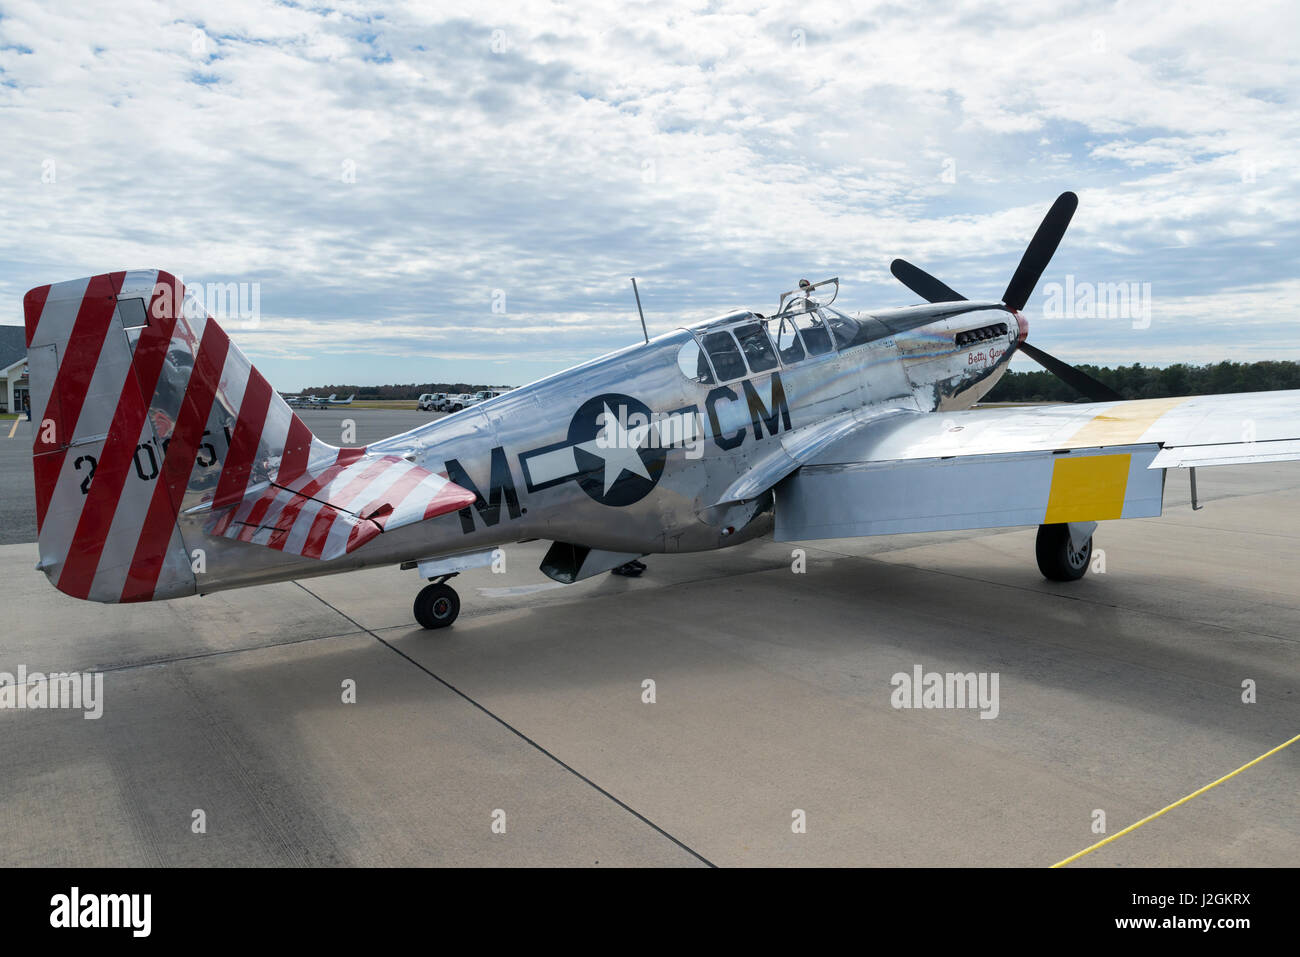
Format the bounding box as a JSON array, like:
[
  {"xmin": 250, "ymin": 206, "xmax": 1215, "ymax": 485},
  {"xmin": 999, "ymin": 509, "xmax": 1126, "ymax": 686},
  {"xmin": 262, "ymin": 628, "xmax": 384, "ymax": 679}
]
[
  {"xmin": 770, "ymin": 391, "xmax": 1300, "ymax": 542},
  {"xmin": 204, "ymin": 454, "xmax": 476, "ymax": 560}
]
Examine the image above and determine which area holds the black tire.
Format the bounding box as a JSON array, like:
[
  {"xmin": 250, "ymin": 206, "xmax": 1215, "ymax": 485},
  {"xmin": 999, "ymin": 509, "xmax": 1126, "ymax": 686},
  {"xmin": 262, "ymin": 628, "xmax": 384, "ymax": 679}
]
[
  {"xmin": 1035, "ymin": 523, "xmax": 1092, "ymax": 582},
  {"xmin": 414, "ymin": 582, "xmax": 460, "ymax": 629}
]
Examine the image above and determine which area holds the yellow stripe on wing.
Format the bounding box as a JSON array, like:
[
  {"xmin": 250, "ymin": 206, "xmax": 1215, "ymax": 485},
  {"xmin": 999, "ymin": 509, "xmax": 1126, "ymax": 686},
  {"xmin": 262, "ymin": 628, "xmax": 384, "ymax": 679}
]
[
  {"xmin": 1044, "ymin": 453, "xmax": 1131, "ymax": 523},
  {"xmin": 1064, "ymin": 396, "xmax": 1191, "ymax": 447}
]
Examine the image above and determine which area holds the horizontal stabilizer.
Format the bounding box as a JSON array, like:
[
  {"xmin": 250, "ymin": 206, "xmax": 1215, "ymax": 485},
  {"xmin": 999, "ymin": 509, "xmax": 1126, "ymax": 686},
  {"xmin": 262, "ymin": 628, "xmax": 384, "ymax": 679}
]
[{"xmin": 207, "ymin": 454, "xmax": 475, "ymax": 560}]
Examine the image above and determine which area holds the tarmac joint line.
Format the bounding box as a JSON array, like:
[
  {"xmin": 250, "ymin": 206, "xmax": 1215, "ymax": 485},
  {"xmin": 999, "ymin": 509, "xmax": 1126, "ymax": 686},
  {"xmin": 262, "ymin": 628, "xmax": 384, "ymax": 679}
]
[{"xmin": 293, "ymin": 581, "xmax": 718, "ymax": 868}]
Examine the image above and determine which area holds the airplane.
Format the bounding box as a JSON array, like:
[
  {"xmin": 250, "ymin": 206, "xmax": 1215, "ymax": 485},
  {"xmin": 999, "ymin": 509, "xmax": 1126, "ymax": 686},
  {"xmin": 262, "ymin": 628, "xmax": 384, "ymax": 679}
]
[
  {"xmin": 20, "ymin": 192, "xmax": 1300, "ymax": 629},
  {"xmin": 284, "ymin": 393, "xmax": 353, "ymax": 409}
]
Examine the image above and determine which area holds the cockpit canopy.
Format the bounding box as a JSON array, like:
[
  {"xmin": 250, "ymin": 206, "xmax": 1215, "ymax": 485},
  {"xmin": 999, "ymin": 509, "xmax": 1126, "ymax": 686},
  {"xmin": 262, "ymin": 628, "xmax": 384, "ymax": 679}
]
[{"xmin": 678, "ymin": 286, "xmax": 878, "ymax": 385}]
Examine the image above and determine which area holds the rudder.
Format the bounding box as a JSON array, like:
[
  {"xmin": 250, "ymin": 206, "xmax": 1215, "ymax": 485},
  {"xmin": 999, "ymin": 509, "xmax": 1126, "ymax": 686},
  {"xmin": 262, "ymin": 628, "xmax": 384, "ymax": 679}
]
[{"xmin": 25, "ymin": 270, "xmax": 351, "ymax": 603}]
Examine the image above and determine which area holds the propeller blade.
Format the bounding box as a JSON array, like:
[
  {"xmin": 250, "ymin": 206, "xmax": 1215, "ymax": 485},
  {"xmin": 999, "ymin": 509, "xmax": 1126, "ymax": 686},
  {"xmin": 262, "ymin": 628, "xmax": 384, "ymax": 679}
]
[
  {"xmin": 1002, "ymin": 191, "xmax": 1078, "ymax": 312},
  {"xmin": 890, "ymin": 259, "xmax": 966, "ymax": 303},
  {"xmin": 1018, "ymin": 341, "xmax": 1122, "ymax": 403}
]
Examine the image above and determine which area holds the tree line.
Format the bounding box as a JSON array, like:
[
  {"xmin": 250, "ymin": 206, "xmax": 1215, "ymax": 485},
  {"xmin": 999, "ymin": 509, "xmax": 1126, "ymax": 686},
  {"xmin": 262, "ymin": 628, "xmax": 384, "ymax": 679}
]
[
  {"xmin": 987, "ymin": 361, "xmax": 1300, "ymax": 402},
  {"xmin": 298, "ymin": 361, "xmax": 1300, "ymax": 404}
]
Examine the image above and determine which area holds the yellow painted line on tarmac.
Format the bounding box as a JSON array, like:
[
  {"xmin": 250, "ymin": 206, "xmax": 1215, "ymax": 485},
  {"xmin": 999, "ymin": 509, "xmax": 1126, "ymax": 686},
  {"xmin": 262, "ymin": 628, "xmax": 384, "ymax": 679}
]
[
  {"xmin": 6, "ymin": 418, "xmax": 19, "ymax": 439},
  {"xmin": 1052, "ymin": 731, "xmax": 1300, "ymax": 867}
]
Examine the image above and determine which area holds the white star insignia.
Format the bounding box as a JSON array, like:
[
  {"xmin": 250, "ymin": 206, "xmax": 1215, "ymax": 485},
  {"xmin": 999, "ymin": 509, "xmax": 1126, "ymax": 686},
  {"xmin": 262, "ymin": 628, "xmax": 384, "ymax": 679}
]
[{"xmin": 576, "ymin": 402, "xmax": 653, "ymax": 495}]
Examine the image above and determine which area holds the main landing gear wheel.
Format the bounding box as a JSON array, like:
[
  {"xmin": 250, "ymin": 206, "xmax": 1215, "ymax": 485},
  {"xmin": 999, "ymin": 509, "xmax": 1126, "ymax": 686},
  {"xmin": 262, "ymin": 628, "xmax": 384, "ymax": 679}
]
[
  {"xmin": 414, "ymin": 582, "xmax": 460, "ymax": 629},
  {"xmin": 610, "ymin": 560, "xmax": 646, "ymax": 577},
  {"xmin": 1035, "ymin": 523, "xmax": 1092, "ymax": 582}
]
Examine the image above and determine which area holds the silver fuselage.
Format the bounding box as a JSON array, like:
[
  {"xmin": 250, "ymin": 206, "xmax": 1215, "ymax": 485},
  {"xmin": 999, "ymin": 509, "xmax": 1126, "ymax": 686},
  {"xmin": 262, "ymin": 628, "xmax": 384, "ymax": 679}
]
[{"xmin": 192, "ymin": 299, "xmax": 1021, "ymax": 594}]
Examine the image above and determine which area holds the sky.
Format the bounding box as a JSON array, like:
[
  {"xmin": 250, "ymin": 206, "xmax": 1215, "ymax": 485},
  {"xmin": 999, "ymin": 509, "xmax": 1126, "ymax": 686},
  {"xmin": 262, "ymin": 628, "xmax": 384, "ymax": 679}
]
[{"xmin": 1, "ymin": 0, "xmax": 1296, "ymax": 391}]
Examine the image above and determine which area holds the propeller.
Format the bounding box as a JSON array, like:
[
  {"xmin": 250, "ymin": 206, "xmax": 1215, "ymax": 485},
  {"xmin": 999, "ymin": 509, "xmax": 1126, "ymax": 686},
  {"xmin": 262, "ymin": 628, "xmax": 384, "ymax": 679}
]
[
  {"xmin": 1016, "ymin": 341, "xmax": 1121, "ymax": 403},
  {"xmin": 1003, "ymin": 191, "xmax": 1078, "ymax": 311},
  {"xmin": 889, "ymin": 259, "xmax": 965, "ymax": 304},
  {"xmin": 887, "ymin": 191, "xmax": 1121, "ymax": 403}
]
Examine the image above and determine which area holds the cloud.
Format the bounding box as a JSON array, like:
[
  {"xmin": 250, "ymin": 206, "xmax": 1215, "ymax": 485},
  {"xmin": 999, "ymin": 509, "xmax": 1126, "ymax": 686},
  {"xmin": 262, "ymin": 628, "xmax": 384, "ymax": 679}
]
[{"xmin": 0, "ymin": 0, "xmax": 1296, "ymax": 389}]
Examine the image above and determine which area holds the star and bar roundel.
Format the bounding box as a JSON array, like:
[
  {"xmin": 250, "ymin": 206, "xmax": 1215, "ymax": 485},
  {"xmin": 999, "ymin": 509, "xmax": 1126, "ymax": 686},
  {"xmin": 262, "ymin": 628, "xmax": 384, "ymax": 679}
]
[{"xmin": 520, "ymin": 393, "xmax": 671, "ymax": 507}]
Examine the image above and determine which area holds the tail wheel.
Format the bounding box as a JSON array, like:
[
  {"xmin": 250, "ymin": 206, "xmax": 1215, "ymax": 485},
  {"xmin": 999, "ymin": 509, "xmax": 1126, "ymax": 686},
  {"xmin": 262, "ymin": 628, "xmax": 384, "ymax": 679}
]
[
  {"xmin": 1035, "ymin": 523, "xmax": 1091, "ymax": 582},
  {"xmin": 414, "ymin": 582, "xmax": 460, "ymax": 629}
]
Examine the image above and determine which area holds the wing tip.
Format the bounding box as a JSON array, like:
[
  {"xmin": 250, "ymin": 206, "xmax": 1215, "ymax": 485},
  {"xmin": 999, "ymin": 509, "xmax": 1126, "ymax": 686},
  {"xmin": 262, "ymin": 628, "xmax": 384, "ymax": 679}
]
[{"xmin": 423, "ymin": 481, "xmax": 477, "ymax": 520}]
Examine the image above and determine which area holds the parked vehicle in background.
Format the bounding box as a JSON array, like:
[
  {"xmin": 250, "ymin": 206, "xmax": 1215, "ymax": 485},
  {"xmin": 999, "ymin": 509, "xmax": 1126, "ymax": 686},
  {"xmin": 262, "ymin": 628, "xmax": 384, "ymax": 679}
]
[{"xmin": 418, "ymin": 390, "xmax": 512, "ymax": 413}]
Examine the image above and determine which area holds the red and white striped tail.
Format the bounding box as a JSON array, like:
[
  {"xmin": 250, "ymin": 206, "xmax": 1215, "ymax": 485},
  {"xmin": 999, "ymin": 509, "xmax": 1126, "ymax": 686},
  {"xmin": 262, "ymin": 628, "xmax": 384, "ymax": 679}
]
[{"xmin": 24, "ymin": 270, "xmax": 474, "ymax": 604}]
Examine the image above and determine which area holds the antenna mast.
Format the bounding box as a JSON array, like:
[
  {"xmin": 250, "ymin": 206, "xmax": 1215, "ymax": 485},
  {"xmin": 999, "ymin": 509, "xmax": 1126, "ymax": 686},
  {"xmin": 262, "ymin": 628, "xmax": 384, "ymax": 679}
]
[{"xmin": 630, "ymin": 277, "xmax": 649, "ymax": 344}]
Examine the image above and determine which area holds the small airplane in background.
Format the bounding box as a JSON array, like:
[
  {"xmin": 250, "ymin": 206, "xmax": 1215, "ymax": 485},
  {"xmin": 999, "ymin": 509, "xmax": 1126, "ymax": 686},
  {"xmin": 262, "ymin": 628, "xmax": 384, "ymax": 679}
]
[
  {"xmin": 283, "ymin": 393, "xmax": 354, "ymax": 409},
  {"xmin": 21, "ymin": 192, "xmax": 1300, "ymax": 629}
]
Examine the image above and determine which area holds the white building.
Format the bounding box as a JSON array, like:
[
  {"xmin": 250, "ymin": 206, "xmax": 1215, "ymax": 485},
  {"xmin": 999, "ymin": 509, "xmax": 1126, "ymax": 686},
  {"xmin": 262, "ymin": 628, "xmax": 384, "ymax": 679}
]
[{"xmin": 0, "ymin": 325, "xmax": 28, "ymax": 415}]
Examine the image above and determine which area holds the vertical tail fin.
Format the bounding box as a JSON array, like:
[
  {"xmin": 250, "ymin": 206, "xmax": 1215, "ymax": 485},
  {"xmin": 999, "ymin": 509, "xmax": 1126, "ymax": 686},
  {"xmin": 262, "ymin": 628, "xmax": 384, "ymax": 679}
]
[{"xmin": 25, "ymin": 270, "xmax": 354, "ymax": 603}]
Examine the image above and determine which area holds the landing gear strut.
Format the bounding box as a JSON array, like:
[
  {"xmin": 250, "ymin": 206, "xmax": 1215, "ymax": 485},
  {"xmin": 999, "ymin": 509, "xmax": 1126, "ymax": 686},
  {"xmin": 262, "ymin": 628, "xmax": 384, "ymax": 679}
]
[
  {"xmin": 1035, "ymin": 523, "xmax": 1092, "ymax": 582},
  {"xmin": 414, "ymin": 574, "xmax": 461, "ymax": 629}
]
